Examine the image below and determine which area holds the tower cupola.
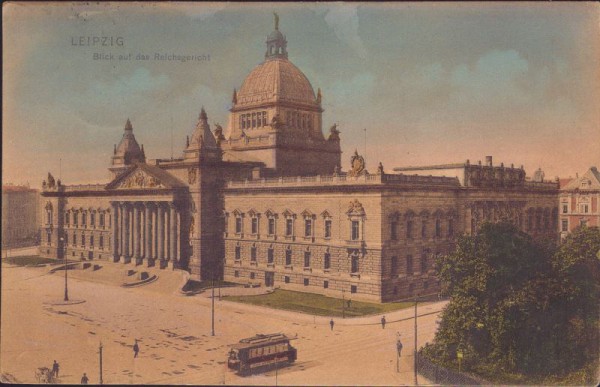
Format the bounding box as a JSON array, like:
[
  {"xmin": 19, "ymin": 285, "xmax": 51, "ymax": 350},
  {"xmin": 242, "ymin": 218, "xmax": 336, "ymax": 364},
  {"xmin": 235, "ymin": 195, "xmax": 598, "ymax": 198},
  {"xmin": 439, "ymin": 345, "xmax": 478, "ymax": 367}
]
[
  {"xmin": 265, "ymin": 13, "xmax": 287, "ymax": 60},
  {"xmin": 184, "ymin": 106, "xmax": 221, "ymax": 162}
]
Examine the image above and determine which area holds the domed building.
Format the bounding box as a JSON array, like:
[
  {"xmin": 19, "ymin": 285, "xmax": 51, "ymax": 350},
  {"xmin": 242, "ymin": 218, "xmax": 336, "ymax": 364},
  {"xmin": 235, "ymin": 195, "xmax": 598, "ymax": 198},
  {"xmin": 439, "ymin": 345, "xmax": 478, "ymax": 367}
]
[
  {"xmin": 39, "ymin": 15, "xmax": 558, "ymax": 303},
  {"xmin": 222, "ymin": 16, "xmax": 341, "ymax": 176}
]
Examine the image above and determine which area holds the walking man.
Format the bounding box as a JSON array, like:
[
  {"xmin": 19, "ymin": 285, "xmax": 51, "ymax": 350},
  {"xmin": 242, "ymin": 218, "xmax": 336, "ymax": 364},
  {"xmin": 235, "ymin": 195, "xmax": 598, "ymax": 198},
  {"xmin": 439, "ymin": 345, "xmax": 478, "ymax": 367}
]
[
  {"xmin": 381, "ymin": 315, "xmax": 386, "ymax": 329},
  {"xmin": 81, "ymin": 373, "xmax": 89, "ymax": 384},
  {"xmin": 52, "ymin": 360, "xmax": 59, "ymax": 378},
  {"xmin": 133, "ymin": 339, "xmax": 139, "ymax": 358},
  {"xmin": 329, "ymin": 319, "xmax": 335, "ymax": 331}
]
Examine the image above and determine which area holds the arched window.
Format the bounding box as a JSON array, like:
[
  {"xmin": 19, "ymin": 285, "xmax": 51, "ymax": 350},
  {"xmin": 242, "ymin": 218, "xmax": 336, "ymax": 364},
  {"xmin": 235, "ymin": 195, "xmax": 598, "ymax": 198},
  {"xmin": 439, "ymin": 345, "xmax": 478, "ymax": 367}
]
[{"xmin": 351, "ymin": 251, "xmax": 360, "ymax": 273}]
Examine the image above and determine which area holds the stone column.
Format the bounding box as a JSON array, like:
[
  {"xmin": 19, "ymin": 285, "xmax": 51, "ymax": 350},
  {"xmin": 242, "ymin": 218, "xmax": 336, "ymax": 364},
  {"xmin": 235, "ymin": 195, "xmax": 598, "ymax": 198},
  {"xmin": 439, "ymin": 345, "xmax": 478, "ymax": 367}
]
[
  {"xmin": 145, "ymin": 204, "xmax": 152, "ymax": 265},
  {"xmin": 111, "ymin": 202, "xmax": 119, "ymax": 262},
  {"xmin": 119, "ymin": 203, "xmax": 125, "ymax": 260},
  {"xmin": 123, "ymin": 204, "xmax": 130, "ymax": 263},
  {"xmin": 133, "ymin": 204, "xmax": 141, "ymax": 265},
  {"xmin": 169, "ymin": 204, "xmax": 177, "ymax": 269},
  {"xmin": 157, "ymin": 204, "xmax": 164, "ymax": 266}
]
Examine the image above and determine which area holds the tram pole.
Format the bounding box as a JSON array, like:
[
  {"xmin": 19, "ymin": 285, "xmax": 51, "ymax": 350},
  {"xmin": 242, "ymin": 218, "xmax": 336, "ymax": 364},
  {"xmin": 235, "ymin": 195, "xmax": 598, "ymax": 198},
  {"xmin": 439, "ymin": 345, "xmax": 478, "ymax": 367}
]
[
  {"xmin": 211, "ymin": 275, "xmax": 215, "ymax": 336},
  {"xmin": 414, "ymin": 294, "xmax": 418, "ymax": 385},
  {"xmin": 99, "ymin": 342, "xmax": 103, "ymax": 385}
]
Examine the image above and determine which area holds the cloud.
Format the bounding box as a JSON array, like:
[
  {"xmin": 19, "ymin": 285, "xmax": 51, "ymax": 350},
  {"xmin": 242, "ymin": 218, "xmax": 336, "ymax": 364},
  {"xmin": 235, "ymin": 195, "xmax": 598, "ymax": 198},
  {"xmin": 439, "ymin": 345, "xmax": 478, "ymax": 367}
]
[{"xmin": 321, "ymin": 4, "xmax": 367, "ymax": 59}]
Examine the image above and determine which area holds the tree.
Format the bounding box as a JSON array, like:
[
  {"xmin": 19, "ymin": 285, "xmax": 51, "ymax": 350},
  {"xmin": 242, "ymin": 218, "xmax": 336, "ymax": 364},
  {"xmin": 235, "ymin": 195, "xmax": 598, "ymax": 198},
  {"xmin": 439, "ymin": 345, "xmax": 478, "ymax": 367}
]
[{"xmin": 423, "ymin": 223, "xmax": 600, "ymax": 382}]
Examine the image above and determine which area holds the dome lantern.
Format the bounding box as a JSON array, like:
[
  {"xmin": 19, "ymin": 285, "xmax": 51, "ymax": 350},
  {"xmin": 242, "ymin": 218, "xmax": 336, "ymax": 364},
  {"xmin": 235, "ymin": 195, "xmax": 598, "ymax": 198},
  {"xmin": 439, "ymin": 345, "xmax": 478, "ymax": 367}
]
[{"xmin": 265, "ymin": 13, "xmax": 288, "ymax": 60}]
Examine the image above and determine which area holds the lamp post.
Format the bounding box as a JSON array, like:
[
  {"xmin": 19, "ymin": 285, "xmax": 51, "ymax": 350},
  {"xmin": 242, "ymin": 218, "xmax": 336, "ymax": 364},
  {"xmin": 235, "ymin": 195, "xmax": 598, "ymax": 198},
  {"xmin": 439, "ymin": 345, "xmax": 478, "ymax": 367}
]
[
  {"xmin": 342, "ymin": 289, "xmax": 345, "ymax": 319},
  {"xmin": 61, "ymin": 236, "xmax": 68, "ymax": 301},
  {"xmin": 211, "ymin": 274, "xmax": 215, "ymax": 336}
]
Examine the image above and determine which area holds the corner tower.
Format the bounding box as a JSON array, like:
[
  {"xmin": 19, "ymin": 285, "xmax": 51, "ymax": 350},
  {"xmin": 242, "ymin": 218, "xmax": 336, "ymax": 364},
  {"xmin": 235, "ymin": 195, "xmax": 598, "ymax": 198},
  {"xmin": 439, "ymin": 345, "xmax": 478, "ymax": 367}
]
[
  {"xmin": 110, "ymin": 119, "xmax": 146, "ymax": 178},
  {"xmin": 222, "ymin": 14, "xmax": 341, "ymax": 176}
]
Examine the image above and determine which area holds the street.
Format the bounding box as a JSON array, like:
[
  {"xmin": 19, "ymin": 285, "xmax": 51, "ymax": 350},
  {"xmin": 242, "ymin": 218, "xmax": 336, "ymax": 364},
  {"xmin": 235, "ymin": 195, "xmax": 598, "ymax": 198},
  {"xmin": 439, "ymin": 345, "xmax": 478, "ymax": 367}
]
[{"xmin": 1, "ymin": 261, "xmax": 446, "ymax": 385}]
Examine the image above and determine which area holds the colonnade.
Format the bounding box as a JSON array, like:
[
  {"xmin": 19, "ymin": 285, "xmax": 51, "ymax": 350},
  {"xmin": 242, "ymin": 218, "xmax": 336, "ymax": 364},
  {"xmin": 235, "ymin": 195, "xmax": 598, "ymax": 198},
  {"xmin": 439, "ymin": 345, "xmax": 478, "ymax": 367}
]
[{"xmin": 111, "ymin": 201, "xmax": 180, "ymax": 268}]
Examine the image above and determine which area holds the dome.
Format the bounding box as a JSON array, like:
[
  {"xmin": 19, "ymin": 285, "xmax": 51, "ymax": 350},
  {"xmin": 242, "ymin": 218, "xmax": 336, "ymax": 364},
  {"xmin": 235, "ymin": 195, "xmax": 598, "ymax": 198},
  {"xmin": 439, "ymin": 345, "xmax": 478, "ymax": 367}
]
[
  {"xmin": 267, "ymin": 29, "xmax": 285, "ymax": 42},
  {"xmin": 236, "ymin": 58, "xmax": 317, "ymax": 107}
]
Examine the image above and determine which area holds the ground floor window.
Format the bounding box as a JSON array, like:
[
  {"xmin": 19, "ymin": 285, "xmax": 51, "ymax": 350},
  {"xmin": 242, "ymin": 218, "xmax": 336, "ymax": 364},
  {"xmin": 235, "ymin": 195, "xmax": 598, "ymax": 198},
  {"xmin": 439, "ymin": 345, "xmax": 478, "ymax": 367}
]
[
  {"xmin": 304, "ymin": 278, "xmax": 309, "ymax": 286},
  {"xmin": 234, "ymin": 270, "xmax": 239, "ymax": 278},
  {"xmin": 351, "ymin": 285, "xmax": 357, "ymax": 294},
  {"xmin": 284, "ymin": 276, "xmax": 290, "ymax": 283},
  {"xmin": 323, "ymin": 280, "xmax": 329, "ymax": 289},
  {"xmin": 250, "ymin": 272, "xmax": 255, "ymax": 280},
  {"xmin": 561, "ymin": 219, "xmax": 568, "ymax": 232}
]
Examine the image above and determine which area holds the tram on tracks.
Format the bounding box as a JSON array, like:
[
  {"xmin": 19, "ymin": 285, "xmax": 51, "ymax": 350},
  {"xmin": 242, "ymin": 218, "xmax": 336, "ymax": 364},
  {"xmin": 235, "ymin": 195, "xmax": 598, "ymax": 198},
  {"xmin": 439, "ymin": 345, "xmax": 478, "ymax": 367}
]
[{"xmin": 227, "ymin": 333, "xmax": 297, "ymax": 375}]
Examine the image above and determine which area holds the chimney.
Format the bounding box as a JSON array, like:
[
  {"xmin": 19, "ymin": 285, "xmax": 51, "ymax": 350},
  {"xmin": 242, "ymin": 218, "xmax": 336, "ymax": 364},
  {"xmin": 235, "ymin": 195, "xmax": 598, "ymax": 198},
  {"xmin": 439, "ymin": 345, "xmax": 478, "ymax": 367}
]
[{"xmin": 485, "ymin": 156, "xmax": 493, "ymax": 167}]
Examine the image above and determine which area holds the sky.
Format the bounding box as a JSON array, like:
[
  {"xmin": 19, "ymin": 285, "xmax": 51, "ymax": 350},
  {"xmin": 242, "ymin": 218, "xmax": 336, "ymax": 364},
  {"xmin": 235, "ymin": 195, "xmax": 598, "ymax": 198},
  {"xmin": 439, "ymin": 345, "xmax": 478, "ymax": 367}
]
[{"xmin": 3, "ymin": 2, "xmax": 599, "ymax": 187}]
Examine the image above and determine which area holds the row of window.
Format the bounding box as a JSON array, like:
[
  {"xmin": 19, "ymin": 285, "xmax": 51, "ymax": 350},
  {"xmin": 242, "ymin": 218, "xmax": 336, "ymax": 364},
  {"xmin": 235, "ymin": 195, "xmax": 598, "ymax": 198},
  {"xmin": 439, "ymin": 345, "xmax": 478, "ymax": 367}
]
[
  {"xmin": 562, "ymin": 203, "xmax": 592, "ymax": 214},
  {"xmin": 231, "ymin": 216, "xmax": 357, "ymax": 240},
  {"xmin": 285, "ymin": 111, "xmax": 313, "ymax": 130},
  {"xmin": 240, "ymin": 111, "xmax": 268, "ymax": 129},
  {"xmin": 232, "ymin": 270, "xmax": 359, "ymax": 292},
  {"xmin": 63, "ymin": 233, "xmax": 107, "ymax": 250},
  {"xmin": 390, "ymin": 218, "xmax": 454, "ymax": 240},
  {"xmin": 64, "ymin": 211, "xmax": 108, "ymax": 229},
  {"xmin": 561, "ymin": 218, "xmax": 589, "ymax": 232},
  {"xmin": 390, "ymin": 252, "xmax": 438, "ymax": 277},
  {"xmin": 234, "ymin": 246, "xmax": 361, "ymax": 272}
]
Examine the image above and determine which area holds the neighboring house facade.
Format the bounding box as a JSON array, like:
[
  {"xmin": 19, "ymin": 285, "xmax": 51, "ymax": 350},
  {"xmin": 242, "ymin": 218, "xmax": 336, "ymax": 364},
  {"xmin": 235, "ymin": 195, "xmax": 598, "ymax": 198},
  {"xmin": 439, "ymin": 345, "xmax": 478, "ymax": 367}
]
[
  {"xmin": 2, "ymin": 185, "xmax": 39, "ymax": 248},
  {"xmin": 559, "ymin": 167, "xmax": 600, "ymax": 239}
]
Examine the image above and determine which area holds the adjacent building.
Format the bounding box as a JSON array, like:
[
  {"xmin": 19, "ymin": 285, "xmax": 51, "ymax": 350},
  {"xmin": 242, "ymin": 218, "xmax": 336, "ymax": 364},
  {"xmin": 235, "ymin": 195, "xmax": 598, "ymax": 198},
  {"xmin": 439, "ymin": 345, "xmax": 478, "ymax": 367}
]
[
  {"xmin": 2, "ymin": 185, "xmax": 39, "ymax": 249},
  {"xmin": 559, "ymin": 166, "xmax": 600, "ymax": 239},
  {"xmin": 39, "ymin": 16, "xmax": 558, "ymax": 302}
]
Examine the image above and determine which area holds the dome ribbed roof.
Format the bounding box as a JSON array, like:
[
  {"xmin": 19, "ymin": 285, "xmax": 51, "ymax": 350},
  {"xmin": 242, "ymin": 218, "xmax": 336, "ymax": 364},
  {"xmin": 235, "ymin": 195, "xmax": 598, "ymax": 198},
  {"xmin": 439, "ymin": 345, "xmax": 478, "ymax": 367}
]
[{"xmin": 236, "ymin": 58, "xmax": 317, "ymax": 107}]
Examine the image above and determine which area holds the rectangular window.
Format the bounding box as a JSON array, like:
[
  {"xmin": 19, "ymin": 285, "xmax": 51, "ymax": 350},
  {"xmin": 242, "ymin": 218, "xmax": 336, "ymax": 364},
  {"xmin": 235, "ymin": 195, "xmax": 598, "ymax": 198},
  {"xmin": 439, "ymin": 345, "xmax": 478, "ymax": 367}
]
[
  {"xmin": 91, "ymin": 213, "xmax": 95, "ymax": 227},
  {"xmin": 448, "ymin": 219, "xmax": 454, "ymax": 237},
  {"xmin": 250, "ymin": 272, "xmax": 255, "ymax": 280},
  {"xmin": 284, "ymin": 276, "xmax": 290, "ymax": 284},
  {"xmin": 286, "ymin": 219, "xmax": 293, "ymax": 236},
  {"xmin": 323, "ymin": 280, "xmax": 329, "ymax": 289},
  {"xmin": 235, "ymin": 246, "xmax": 241, "ymax": 260},
  {"xmin": 351, "ymin": 220, "xmax": 360, "ymax": 241},
  {"xmin": 285, "ymin": 249, "xmax": 292, "ymax": 265},
  {"xmin": 268, "ymin": 218, "xmax": 275, "ymax": 235},
  {"xmin": 47, "ymin": 233, "xmax": 51, "ymax": 244},
  {"xmin": 251, "ymin": 218, "xmax": 258, "ymax": 234},
  {"xmin": 391, "ymin": 256, "xmax": 398, "ymax": 276},
  {"xmin": 561, "ymin": 219, "xmax": 568, "ymax": 232},
  {"xmin": 240, "ymin": 114, "xmax": 245, "ymax": 129},
  {"xmin": 391, "ymin": 221, "xmax": 398, "ymax": 240},
  {"xmin": 251, "ymin": 246, "xmax": 257, "ymax": 262},
  {"xmin": 304, "ymin": 251, "xmax": 311, "ymax": 267},
  {"xmin": 303, "ymin": 278, "xmax": 309, "ymax": 286},
  {"xmin": 73, "ymin": 233, "xmax": 77, "ymax": 246},
  {"xmin": 324, "ymin": 253, "xmax": 331, "ymax": 270},
  {"xmin": 304, "ymin": 219, "xmax": 312, "ymax": 237},
  {"xmin": 99, "ymin": 236, "xmax": 104, "ymax": 249},
  {"xmin": 324, "ymin": 219, "xmax": 332, "ymax": 238},
  {"xmin": 235, "ymin": 217, "xmax": 242, "ymax": 234},
  {"xmin": 82, "ymin": 213, "xmax": 87, "ymax": 227},
  {"xmin": 234, "ymin": 270, "xmax": 239, "ymax": 278},
  {"xmin": 246, "ymin": 115, "xmax": 251, "ymax": 128},
  {"xmin": 351, "ymin": 255, "xmax": 359, "ymax": 273},
  {"xmin": 74, "ymin": 213, "xmax": 78, "ymax": 227},
  {"xmin": 252, "ymin": 112, "xmax": 256, "ymax": 128},
  {"xmin": 435, "ymin": 219, "xmax": 442, "ymax": 238},
  {"xmin": 351, "ymin": 285, "xmax": 357, "ymax": 294},
  {"xmin": 582, "ymin": 204, "xmax": 589, "ymax": 214},
  {"xmin": 267, "ymin": 248, "xmax": 274, "ymax": 264},
  {"xmin": 81, "ymin": 233, "xmax": 86, "ymax": 247},
  {"xmin": 421, "ymin": 221, "xmax": 427, "ymax": 238},
  {"xmin": 262, "ymin": 111, "xmax": 267, "ymax": 126},
  {"xmin": 406, "ymin": 220, "xmax": 413, "ymax": 239},
  {"xmin": 100, "ymin": 214, "xmax": 105, "ymax": 228},
  {"xmin": 65, "ymin": 213, "xmax": 70, "ymax": 225},
  {"xmin": 562, "ymin": 204, "xmax": 568, "ymax": 214},
  {"xmin": 90, "ymin": 235, "xmax": 94, "ymax": 248},
  {"xmin": 406, "ymin": 255, "xmax": 413, "ymax": 275}
]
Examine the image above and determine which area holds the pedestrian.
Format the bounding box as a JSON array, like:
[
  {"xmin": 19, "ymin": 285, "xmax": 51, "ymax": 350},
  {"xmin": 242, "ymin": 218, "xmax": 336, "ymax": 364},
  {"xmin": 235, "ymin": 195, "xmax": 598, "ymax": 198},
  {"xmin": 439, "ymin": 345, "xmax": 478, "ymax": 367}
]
[
  {"xmin": 381, "ymin": 315, "xmax": 386, "ymax": 329},
  {"xmin": 133, "ymin": 339, "xmax": 139, "ymax": 358},
  {"xmin": 81, "ymin": 373, "xmax": 89, "ymax": 384},
  {"xmin": 52, "ymin": 360, "xmax": 59, "ymax": 377},
  {"xmin": 330, "ymin": 318, "xmax": 334, "ymax": 331}
]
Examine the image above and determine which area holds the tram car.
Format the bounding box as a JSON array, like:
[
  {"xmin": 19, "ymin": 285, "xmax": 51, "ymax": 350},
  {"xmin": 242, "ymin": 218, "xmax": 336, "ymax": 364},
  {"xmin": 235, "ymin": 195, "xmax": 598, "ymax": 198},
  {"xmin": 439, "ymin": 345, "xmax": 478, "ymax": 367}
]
[{"xmin": 227, "ymin": 333, "xmax": 297, "ymax": 375}]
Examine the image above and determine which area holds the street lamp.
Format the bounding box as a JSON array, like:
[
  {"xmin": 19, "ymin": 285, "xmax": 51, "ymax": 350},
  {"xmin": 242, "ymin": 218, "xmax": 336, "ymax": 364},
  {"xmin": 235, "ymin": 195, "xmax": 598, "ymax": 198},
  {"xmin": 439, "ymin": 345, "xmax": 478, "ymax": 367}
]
[{"xmin": 61, "ymin": 235, "xmax": 68, "ymax": 301}]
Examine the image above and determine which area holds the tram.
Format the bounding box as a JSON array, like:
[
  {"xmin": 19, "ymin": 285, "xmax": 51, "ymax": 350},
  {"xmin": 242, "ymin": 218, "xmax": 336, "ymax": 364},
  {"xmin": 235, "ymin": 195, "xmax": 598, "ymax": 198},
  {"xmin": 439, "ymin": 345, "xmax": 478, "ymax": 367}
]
[{"xmin": 227, "ymin": 333, "xmax": 297, "ymax": 375}]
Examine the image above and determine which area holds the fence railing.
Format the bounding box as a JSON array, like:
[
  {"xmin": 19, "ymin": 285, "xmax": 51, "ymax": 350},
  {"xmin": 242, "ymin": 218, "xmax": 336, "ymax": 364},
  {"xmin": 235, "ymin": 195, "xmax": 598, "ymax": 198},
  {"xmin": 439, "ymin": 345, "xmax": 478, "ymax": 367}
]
[{"xmin": 417, "ymin": 351, "xmax": 489, "ymax": 386}]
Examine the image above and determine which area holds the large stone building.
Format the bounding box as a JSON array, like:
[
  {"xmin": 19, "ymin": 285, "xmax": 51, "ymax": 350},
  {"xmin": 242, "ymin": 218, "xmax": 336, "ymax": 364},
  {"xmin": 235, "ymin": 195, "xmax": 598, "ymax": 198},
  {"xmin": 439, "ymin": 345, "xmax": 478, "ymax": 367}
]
[
  {"xmin": 558, "ymin": 166, "xmax": 600, "ymax": 240},
  {"xmin": 2, "ymin": 185, "xmax": 39, "ymax": 249},
  {"xmin": 39, "ymin": 17, "xmax": 558, "ymax": 302}
]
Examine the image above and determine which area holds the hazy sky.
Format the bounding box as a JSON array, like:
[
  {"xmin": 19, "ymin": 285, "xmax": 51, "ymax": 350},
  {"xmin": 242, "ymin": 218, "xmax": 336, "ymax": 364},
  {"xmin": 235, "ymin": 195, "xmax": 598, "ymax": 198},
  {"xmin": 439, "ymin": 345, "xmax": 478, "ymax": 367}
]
[{"xmin": 3, "ymin": 2, "xmax": 599, "ymax": 186}]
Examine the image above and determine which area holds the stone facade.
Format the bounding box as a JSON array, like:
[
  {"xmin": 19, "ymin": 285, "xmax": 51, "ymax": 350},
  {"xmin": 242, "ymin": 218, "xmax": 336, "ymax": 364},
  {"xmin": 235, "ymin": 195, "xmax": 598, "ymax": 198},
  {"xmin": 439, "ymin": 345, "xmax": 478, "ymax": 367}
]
[
  {"xmin": 559, "ymin": 166, "xmax": 600, "ymax": 240},
  {"xmin": 39, "ymin": 16, "xmax": 559, "ymax": 302}
]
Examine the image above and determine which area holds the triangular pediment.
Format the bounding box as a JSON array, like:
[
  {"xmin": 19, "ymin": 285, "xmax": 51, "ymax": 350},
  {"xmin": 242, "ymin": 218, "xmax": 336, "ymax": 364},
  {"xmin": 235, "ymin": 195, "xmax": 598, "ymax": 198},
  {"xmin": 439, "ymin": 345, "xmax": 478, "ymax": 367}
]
[{"xmin": 105, "ymin": 163, "xmax": 187, "ymax": 190}]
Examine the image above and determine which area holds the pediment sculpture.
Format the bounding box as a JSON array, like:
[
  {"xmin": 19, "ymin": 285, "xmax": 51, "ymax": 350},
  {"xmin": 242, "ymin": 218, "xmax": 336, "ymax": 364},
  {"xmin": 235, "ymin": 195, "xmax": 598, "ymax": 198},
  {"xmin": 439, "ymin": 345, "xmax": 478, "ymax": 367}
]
[{"xmin": 117, "ymin": 170, "xmax": 164, "ymax": 189}]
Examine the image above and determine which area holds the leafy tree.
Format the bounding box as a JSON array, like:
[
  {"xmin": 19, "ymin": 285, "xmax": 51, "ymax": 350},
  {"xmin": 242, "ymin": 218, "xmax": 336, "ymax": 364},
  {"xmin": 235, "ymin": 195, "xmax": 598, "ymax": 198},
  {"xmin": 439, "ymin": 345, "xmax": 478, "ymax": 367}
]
[{"xmin": 423, "ymin": 223, "xmax": 600, "ymax": 383}]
